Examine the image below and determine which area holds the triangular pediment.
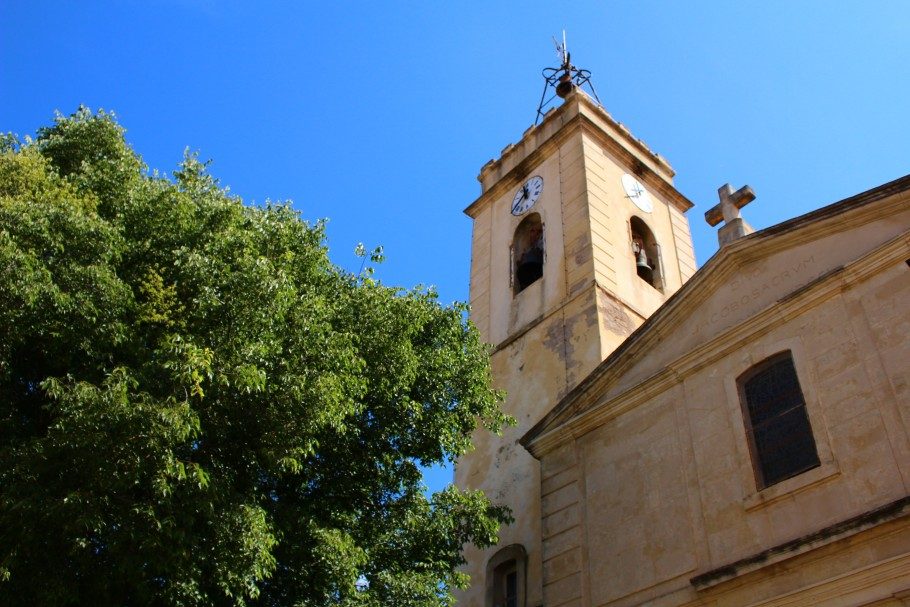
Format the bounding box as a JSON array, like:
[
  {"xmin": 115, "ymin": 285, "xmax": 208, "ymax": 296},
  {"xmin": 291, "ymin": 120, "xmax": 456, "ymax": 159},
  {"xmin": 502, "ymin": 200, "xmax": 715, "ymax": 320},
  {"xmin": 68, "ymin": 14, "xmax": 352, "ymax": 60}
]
[{"xmin": 522, "ymin": 174, "xmax": 910, "ymax": 455}]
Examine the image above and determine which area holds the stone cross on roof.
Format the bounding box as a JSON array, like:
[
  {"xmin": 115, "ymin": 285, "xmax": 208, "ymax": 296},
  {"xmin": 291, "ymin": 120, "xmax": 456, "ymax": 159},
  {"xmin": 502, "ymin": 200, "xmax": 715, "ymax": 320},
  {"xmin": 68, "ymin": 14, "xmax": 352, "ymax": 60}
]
[
  {"xmin": 705, "ymin": 183, "xmax": 757, "ymax": 247},
  {"xmin": 705, "ymin": 183, "xmax": 756, "ymax": 227}
]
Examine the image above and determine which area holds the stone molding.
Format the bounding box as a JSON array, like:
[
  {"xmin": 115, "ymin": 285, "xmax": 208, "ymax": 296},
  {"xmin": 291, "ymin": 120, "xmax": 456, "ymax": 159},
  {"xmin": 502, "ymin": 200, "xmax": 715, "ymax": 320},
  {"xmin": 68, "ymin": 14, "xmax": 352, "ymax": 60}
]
[
  {"xmin": 690, "ymin": 496, "xmax": 910, "ymax": 591},
  {"xmin": 463, "ymin": 91, "xmax": 693, "ymax": 219},
  {"xmin": 488, "ymin": 279, "xmax": 650, "ymax": 355},
  {"xmin": 522, "ymin": 223, "xmax": 910, "ymax": 458}
]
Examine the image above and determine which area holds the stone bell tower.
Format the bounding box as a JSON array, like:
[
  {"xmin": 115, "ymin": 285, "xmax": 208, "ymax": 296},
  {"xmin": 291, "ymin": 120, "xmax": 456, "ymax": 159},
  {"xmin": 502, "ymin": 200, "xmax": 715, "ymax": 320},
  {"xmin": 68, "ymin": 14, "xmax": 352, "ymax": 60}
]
[{"xmin": 454, "ymin": 54, "xmax": 697, "ymax": 607}]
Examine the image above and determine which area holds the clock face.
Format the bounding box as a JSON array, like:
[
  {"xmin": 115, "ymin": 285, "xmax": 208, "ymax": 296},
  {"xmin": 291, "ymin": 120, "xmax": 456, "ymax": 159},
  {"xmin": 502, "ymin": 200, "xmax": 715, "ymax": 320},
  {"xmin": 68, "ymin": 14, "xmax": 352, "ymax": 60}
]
[
  {"xmin": 621, "ymin": 174, "xmax": 654, "ymax": 213},
  {"xmin": 511, "ymin": 176, "xmax": 544, "ymax": 216}
]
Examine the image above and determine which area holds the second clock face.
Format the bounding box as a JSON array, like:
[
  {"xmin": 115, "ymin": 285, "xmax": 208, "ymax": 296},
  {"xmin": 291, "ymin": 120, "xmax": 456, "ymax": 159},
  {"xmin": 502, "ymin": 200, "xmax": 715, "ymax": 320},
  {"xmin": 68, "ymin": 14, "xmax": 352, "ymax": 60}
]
[
  {"xmin": 621, "ymin": 174, "xmax": 654, "ymax": 213},
  {"xmin": 511, "ymin": 176, "xmax": 544, "ymax": 216}
]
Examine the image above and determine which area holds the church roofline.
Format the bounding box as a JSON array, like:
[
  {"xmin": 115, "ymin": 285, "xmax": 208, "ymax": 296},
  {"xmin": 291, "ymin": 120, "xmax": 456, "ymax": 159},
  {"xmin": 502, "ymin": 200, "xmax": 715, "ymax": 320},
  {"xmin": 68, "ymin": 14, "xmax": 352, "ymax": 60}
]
[
  {"xmin": 463, "ymin": 90, "xmax": 693, "ymax": 218},
  {"xmin": 520, "ymin": 172, "xmax": 910, "ymax": 457}
]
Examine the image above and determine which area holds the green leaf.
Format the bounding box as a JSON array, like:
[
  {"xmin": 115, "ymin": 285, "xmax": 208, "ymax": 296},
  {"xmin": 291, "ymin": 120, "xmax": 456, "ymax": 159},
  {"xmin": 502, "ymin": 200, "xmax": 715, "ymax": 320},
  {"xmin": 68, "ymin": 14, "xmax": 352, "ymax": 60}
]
[{"xmin": 0, "ymin": 108, "xmax": 509, "ymax": 607}]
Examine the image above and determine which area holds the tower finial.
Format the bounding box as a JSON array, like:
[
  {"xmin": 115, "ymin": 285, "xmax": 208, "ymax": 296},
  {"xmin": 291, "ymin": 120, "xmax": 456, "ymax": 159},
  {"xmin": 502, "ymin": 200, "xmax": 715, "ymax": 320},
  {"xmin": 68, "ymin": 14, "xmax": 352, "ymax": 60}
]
[
  {"xmin": 554, "ymin": 30, "xmax": 569, "ymax": 69},
  {"xmin": 535, "ymin": 32, "xmax": 603, "ymax": 124}
]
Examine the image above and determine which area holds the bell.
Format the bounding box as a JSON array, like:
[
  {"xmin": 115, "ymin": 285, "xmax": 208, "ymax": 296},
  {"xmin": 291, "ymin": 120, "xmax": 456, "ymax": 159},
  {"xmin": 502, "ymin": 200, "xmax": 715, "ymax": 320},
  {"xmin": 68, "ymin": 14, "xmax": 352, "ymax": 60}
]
[
  {"xmin": 636, "ymin": 249, "xmax": 653, "ymax": 282},
  {"xmin": 556, "ymin": 73, "xmax": 574, "ymax": 98}
]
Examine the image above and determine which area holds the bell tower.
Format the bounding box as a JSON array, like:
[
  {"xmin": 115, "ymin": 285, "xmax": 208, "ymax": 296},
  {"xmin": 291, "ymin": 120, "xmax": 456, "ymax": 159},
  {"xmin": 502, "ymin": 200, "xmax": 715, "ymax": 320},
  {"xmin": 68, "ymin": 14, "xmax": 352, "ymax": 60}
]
[{"xmin": 455, "ymin": 53, "xmax": 696, "ymax": 607}]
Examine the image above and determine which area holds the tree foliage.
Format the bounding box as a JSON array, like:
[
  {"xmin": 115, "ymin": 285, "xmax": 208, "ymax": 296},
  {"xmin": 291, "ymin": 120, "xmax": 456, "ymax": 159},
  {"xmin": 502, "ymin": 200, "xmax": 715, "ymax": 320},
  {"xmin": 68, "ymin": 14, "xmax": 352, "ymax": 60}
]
[{"xmin": 0, "ymin": 109, "xmax": 510, "ymax": 606}]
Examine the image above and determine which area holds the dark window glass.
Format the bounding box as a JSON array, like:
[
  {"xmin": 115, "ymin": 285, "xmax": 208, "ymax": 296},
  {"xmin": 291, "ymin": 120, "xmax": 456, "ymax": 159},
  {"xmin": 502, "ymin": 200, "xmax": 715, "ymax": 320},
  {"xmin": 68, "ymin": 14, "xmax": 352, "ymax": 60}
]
[
  {"xmin": 505, "ymin": 571, "xmax": 517, "ymax": 607},
  {"xmin": 741, "ymin": 354, "xmax": 820, "ymax": 488}
]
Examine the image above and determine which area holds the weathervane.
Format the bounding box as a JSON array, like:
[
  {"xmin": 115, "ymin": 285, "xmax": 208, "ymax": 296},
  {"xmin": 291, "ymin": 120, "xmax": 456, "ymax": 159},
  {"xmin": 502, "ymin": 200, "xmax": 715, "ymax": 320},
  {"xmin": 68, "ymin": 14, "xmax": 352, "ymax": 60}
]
[{"xmin": 535, "ymin": 31, "xmax": 603, "ymax": 124}]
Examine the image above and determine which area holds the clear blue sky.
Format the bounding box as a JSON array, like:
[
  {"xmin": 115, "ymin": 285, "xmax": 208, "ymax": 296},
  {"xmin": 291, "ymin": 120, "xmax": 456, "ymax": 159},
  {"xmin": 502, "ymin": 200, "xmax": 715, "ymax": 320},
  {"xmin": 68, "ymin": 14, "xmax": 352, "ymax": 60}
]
[{"xmin": 3, "ymin": 1, "xmax": 908, "ymax": 493}]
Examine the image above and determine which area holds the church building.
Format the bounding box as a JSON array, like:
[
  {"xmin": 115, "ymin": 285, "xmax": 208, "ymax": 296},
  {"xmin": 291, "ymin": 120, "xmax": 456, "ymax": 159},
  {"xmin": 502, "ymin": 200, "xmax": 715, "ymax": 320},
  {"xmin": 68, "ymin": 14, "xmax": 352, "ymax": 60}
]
[{"xmin": 454, "ymin": 57, "xmax": 910, "ymax": 607}]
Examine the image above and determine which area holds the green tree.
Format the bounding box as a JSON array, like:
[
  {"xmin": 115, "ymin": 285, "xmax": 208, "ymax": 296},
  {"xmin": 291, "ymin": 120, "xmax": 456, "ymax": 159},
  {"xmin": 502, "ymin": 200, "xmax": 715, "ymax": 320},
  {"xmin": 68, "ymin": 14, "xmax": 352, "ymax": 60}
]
[{"xmin": 0, "ymin": 109, "xmax": 510, "ymax": 606}]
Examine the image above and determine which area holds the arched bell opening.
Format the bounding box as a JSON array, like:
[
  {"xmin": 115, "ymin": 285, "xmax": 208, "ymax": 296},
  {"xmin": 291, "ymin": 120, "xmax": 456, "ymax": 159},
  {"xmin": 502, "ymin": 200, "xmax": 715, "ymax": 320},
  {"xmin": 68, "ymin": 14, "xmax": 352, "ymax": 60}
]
[
  {"xmin": 630, "ymin": 216, "xmax": 664, "ymax": 292},
  {"xmin": 511, "ymin": 213, "xmax": 544, "ymax": 294}
]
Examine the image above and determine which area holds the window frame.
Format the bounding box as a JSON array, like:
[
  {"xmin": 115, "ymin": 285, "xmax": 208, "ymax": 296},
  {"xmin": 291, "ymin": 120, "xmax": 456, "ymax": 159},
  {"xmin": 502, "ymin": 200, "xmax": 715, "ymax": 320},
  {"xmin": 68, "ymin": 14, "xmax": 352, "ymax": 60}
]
[
  {"xmin": 737, "ymin": 351, "xmax": 821, "ymax": 490},
  {"xmin": 485, "ymin": 544, "xmax": 526, "ymax": 607}
]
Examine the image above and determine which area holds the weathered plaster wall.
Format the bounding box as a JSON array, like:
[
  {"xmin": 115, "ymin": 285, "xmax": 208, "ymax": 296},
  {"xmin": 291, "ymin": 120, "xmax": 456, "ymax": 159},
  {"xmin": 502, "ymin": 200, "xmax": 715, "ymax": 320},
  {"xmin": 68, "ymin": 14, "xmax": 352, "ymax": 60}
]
[
  {"xmin": 457, "ymin": 91, "xmax": 696, "ymax": 607},
  {"xmin": 581, "ymin": 132, "xmax": 693, "ymax": 310},
  {"xmin": 457, "ymin": 125, "xmax": 600, "ymax": 606},
  {"xmin": 581, "ymin": 385, "xmax": 697, "ymax": 606},
  {"xmin": 534, "ymin": 220, "xmax": 910, "ymax": 606}
]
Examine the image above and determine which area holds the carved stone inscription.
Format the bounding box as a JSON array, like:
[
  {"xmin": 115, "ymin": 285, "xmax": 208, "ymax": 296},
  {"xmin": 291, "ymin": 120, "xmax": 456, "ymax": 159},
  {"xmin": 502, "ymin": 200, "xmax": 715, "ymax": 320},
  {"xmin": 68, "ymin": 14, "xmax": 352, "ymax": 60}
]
[{"xmin": 693, "ymin": 255, "xmax": 822, "ymax": 336}]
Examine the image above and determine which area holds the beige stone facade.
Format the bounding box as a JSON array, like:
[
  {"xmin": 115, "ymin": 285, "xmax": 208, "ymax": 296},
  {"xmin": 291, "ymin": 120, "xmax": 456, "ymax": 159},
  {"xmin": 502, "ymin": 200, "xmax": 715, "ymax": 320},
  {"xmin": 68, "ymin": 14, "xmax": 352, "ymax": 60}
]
[{"xmin": 455, "ymin": 89, "xmax": 910, "ymax": 606}]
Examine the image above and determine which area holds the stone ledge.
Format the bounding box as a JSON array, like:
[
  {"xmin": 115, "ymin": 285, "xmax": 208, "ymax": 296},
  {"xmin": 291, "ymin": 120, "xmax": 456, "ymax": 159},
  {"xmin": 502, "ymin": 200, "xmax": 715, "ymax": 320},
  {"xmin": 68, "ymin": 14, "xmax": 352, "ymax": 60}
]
[
  {"xmin": 690, "ymin": 495, "xmax": 910, "ymax": 590},
  {"xmin": 742, "ymin": 458, "xmax": 840, "ymax": 511}
]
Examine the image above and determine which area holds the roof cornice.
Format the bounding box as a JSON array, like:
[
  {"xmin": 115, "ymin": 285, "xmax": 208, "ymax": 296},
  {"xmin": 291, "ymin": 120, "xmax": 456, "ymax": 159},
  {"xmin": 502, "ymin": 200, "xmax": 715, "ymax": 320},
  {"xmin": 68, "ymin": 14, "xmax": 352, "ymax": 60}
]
[{"xmin": 464, "ymin": 91, "xmax": 693, "ymax": 218}]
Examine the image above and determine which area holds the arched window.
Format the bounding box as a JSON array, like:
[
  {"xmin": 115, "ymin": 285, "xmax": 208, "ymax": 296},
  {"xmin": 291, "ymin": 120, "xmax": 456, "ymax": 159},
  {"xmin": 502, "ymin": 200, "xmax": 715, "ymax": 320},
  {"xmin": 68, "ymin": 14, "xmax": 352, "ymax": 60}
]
[
  {"xmin": 629, "ymin": 216, "xmax": 663, "ymax": 291},
  {"xmin": 738, "ymin": 352, "xmax": 820, "ymax": 489},
  {"xmin": 512, "ymin": 213, "xmax": 544, "ymax": 294},
  {"xmin": 485, "ymin": 544, "xmax": 526, "ymax": 607}
]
